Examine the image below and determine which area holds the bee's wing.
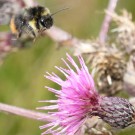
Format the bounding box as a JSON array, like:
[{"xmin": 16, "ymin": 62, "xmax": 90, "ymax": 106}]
[{"xmin": 0, "ymin": 0, "xmax": 21, "ymax": 25}]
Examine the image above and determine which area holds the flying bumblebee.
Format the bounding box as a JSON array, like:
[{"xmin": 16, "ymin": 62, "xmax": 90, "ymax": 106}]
[
  {"xmin": 10, "ymin": 6, "xmax": 53, "ymax": 39},
  {"xmin": 0, "ymin": 0, "xmax": 68, "ymax": 39}
]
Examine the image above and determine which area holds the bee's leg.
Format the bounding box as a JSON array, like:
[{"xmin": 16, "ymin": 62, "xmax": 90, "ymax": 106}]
[
  {"xmin": 30, "ymin": 30, "xmax": 36, "ymax": 39},
  {"xmin": 41, "ymin": 28, "xmax": 46, "ymax": 33},
  {"xmin": 18, "ymin": 31, "xmax": 22, "ymax": 38},
  {"xmin": 24, "ymin": 23, "xmax": 36, "ymax": 41},
  {"xmin": 36, "ymin": 22, "xmax": 43, "ymax": 35},
  {"xmin": 33, "ymin": 37, "xmax": 36, "ymax": 42},
  {"xmin": 15, "ymin": 31, "xmax": 22, "ymax": 39},
  {"xmin": 31, "ymin": 31, "xmax": 36, "ymax": 42},
  {"xmin": 31, "ymin": 30, "xmax": 37, "ymax": 42},
  {"xmin": 36, "ymin": 21, "xmax": 40, "ymax": 30},
  {"xmin": 38, "ymin": 28, "xmax": 46, "ymax": 36}
]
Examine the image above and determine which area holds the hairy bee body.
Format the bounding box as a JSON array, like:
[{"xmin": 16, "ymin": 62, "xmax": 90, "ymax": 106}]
[{"xmin": 10, "ymin": 6, "xmax": 53, "ymax": 38}]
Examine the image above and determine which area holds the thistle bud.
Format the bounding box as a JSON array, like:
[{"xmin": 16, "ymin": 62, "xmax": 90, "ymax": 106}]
[{"xmin": 93, "ymin": 97, "xmax": 135, "ymax": 129}]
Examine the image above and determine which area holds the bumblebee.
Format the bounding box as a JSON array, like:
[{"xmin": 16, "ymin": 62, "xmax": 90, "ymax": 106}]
[{"xmin": 10, "ymin": 6, "xmax": 53, "ymax": 38}]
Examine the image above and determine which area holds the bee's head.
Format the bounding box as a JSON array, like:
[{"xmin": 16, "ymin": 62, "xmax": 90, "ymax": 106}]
[{"xmin": 40, "ymin": 15, "xmax": 53, "ymax": 29}]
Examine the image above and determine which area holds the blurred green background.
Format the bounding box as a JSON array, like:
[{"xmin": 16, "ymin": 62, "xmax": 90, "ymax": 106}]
[{"xmin": 0, "ymin": 0, "xmax": 135, "ymax": 134}]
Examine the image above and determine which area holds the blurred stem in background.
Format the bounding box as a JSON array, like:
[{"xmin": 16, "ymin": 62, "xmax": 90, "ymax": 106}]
[{"xmin": 99, "ymin": 0, "xmax": 118, "ymax": 43}]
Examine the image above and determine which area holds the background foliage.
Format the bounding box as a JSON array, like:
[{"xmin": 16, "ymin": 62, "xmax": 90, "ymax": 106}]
[{"xmin": 0, "ymin": 0, "xmax": 135, "ymax": 134}]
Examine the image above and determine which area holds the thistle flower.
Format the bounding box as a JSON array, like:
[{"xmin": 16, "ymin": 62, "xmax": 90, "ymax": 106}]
[
  {"xmin": 38, "ymin": 54, "xmax": 135, "ymax": 135},
  {"xmin": 39, "ymin": 54, "xmax": 100, "ymax": 135}
]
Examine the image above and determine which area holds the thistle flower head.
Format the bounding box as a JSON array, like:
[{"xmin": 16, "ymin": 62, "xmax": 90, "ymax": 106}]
[
  {"xmin": 38, "ymin": 54, "xmax": 135, "ymax": 135},
  {"xmin": 39, "ymin": 54, "xmax": 100, "ymax": 135}
]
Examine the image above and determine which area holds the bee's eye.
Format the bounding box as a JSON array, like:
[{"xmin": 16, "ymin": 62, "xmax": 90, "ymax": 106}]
[{"xmin": 40, "ymin": 16, "xmax": 53, "ymax": 29}]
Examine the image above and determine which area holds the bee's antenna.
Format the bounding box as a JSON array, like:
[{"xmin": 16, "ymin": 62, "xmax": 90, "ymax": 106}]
[{"xmin": 51, "ymin": 7, "xmax": 69, "ymax": 16}]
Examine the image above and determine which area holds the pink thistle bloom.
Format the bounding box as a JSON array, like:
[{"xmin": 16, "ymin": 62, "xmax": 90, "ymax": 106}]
[
  {"xmin": 38, "ymin": 54, "xmax": 135, "ymax": 134},
  {"xmin": 38, "ymin": 53, "xmax": 100, "ymax": 135}
]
